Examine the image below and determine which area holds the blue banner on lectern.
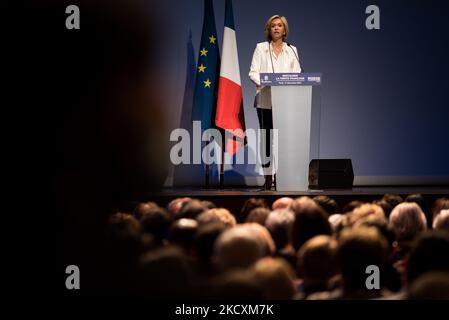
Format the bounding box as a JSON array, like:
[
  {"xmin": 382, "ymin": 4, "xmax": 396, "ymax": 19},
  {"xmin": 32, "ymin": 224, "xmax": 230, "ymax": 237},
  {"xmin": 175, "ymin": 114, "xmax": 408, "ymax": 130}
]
[{"xmin": 260, "ymin": 73, "xmax": 322, "ymax": 86}]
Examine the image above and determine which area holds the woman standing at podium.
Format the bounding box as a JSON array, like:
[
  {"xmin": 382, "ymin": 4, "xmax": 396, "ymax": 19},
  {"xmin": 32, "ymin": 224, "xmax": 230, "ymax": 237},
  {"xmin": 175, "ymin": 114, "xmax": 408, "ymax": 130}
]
[{"xmin": 249, "ymin": 15, "xmax": 302, "ymax": 190}]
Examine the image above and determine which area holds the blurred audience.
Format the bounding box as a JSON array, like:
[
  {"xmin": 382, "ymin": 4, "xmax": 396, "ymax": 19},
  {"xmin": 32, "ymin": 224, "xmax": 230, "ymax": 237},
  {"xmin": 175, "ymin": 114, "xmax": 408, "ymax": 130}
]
[
  {"xmin": 214, "ymin": 225, "xmax": 265, "ymax": 272},
  {"xmin": 433, "ymin": 209, "xmax": 449, "ymax": 231},
  {"xmin": 238, "ymin": 197, "xmax": 269, "ymax": 223},
  {"xmin": 246, "ymin": 207, "xmax": 271, "ymax": 225},
  {"xmin": 313, "ymin": 195, "xmax": 339, "ymax": 216},
  {"xmin": 296, "ymin": 235, "xmax": 338, "ymax": 298},
  {"xmin": 405, "ymin": 193, "xmax": 432, "ymax": 228},
  {"xmin": 290, "ymin": 197, "xmax": 332, "ymax": 251},
  {"xmin": 272, "ymin": 197, "xmax": 294, "ymax": 210}
]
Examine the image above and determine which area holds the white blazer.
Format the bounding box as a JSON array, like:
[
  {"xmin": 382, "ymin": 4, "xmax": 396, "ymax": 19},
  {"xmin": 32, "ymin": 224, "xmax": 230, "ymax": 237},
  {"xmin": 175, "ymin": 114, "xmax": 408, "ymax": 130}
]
[{"xmin": 249, "ymin": 41, "xmax": 302, "ymax": 109}]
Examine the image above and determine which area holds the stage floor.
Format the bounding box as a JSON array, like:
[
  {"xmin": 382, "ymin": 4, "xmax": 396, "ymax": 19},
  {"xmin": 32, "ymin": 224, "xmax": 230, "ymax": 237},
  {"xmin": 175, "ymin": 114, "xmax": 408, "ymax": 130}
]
[
  {"xmin": 134, "ymin": 186, "xmax": 448, "ymax": 213},
  {"xmin": 153, "ymin": 186, "xmax": 449, "ymax": 197}
]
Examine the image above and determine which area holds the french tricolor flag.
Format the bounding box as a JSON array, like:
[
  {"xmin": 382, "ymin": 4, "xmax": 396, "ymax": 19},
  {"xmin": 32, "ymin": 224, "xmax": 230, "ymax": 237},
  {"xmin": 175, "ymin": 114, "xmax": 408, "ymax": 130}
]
[{"xmin": 215, "ymin": 0, "xmax": 246, "ymax": 155}]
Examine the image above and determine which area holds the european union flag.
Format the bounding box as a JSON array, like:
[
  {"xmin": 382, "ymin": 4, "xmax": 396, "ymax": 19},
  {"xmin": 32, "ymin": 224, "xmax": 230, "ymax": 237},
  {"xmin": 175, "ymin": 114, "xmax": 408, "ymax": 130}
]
[{"xmin": 191, "ymin": 0, "xmax": 221, "ymax": 131}]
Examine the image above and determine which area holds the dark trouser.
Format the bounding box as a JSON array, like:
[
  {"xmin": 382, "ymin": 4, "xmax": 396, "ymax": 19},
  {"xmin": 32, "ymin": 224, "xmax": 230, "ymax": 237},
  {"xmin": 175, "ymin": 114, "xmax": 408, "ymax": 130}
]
[{"xmin": 256, "ymin": 108, "xmax": 273, "ymax": 170}]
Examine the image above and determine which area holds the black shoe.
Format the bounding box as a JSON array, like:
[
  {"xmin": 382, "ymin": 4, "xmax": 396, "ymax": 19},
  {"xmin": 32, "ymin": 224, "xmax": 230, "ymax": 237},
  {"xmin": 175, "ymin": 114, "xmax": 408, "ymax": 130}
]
[{"xmin": 264, "ymin": 175, "xmax": 273, "ymax": 190}]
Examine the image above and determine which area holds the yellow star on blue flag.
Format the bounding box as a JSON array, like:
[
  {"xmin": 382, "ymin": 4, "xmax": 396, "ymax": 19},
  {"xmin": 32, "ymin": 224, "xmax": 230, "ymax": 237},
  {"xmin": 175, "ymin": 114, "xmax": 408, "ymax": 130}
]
[{"xmin": 192, "ymin": 0, "xmax": 221, "ymax": 132}]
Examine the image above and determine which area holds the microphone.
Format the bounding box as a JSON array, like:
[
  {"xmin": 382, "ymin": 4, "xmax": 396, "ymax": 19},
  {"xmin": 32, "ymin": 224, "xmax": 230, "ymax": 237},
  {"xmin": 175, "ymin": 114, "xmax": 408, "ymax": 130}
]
[{"xmin": 286, "ymin": 43, "xmax": 303, "ymax": 72}]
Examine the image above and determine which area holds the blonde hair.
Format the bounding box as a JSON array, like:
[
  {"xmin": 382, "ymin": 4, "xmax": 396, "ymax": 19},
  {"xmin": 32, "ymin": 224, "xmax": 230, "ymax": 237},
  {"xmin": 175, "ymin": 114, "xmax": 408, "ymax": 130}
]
[
  {"xmin": 348, "ymin": 203, "xmax": 386, "ymax": 227},
  {"xmin": 198, "ymin": 208, "xmax": 237, "ymax": 227},
  {"xmin": 264, "ymin": 15, "xmax": 289, "ymax": 41}
]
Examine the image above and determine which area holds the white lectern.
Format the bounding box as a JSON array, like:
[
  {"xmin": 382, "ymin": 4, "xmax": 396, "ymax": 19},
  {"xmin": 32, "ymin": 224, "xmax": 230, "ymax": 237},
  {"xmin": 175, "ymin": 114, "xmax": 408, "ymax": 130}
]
[{"xmin": 260, "ymin": 73, "xmax": 322, "ymax": 191}]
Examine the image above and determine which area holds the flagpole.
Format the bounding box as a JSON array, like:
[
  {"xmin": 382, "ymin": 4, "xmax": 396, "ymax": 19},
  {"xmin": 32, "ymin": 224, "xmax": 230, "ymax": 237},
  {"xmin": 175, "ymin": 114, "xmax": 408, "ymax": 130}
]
[
  {"xmin": 220, "ymin": 129, "xmax": 225, "ymax": 189},
  {"xmin": 205, "ymin": 163, "xmax": 210, "ymax": 188}
]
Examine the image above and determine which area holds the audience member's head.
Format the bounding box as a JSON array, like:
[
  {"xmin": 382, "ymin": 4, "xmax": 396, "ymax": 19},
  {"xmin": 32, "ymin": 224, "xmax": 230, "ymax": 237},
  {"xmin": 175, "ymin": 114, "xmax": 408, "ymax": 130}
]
[
  {"xmin": 194, "ymin": 222, "xmax": 228, "ymax": 268},
  {"xmin": 265, "ymin": 209, "xmax": 295, "ymax": 250},
  {"xmin": 139, "ymin": 206, "xmax": 172, "ymax": 243},
  {"xmin": 407, "ymin": 271, "xmax": 449, "ymax": 300},
  {"xmin": 372, "ymin": 199, "xmax": 393, "ymax": 218},
  {"xmin": 433, "ymin": 209, "xmax": 449, "ymax": 232},
  {"xmin": 133, "ymin": 201, "xmax": 159, "ymax": 220},
  {"xmin": 239, "ymin": 198, "xmax": 268, "ymax": 223},
  {"xmin": 313, "ymin": 195, "xmax": 339, "ymax": 216},
  {"xmin": 407, "ymin": 230, "xmax": 449, "ymax": 286},
  {"xmin": 178, "ymin": 199, "xmax": 207, "ymax": 219},
  {"xmin": 245, "ymin": 223, "xmax": 276, "ymax": 256},
  {"xmin": 168, "ymin": 218, "xmax": 198, "ymax": 253},
  {"xmin": 107, "ymin": 213, "xmax": 142, "ymax": 257},
  {"xmin": 251, "ymin": 257, "xmax": 296, "ymax": 300},
  {"xmin": 431, "ymin": 197, "xmax": 449, "ymax": 223},
  {"xmin": 196, "ymin": 208, "xmax": 237, "ymax": 227},
  {"xmin": 405, "ymin": 194, "xmax": 432, "ymax": 228},
  {"xmin": 246, "ymin": 207, "xmax": 271, "ymax": 225},
  {"xmin": 167, "ymin": 197, "xmax": 192, "ymax": 216},
  {"xmin": 356, "ymin": 217, "xmax": 396, "ymax": 250},
  {"xmin": 328, "ymin": 214, "xmax": 345, "ymax": 236},
  {"xmin": 139, "ymin": 245, "xmax": 196, "ymax": 299},
  {"xmin": 213, "ymin": 270, "xmax": 263, "ymax": 299},
  {"xmin": 341, "ymin": 200, "xmax": 364, "ymax": 214},
  {"xmin": 337, "ymin": 227, "xmax": 388, "ymax": 298},
  {"xmin": 389, "ymin": 202, "xmax": 427, "ymax": 243},
  {"xmin": 201, "ymin": 200, "xmax": 217, "ymax": 210},
  {"xmin": 214, "ymin": 225, "xmax": 265, "ymax": 272},
  {"xmin": 382, "ymin": 193, "xmax": 403, "ymax": 210},
  {"xmin": 290, "ymin": 197, "xmax": 332, "ymax": 251},
  {"xmin": 297, "ymin": 235, "xmax": 338, "ymax": 295},
  {"xmin": 272, "ymin": 197, "xmax": 294, "ymax": 210},
  {"xmin": 108, "ymin": 212, "xmax": 140, "ymax": 230},
  {"xmin": 347, "ymin": 203, "xmax": 386, "ymax": 228}
]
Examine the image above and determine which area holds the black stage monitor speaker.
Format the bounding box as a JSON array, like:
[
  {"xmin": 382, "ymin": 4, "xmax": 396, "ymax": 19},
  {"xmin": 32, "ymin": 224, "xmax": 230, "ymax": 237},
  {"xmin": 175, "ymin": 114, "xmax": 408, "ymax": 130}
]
[{"xmin": 309, "ymin": 159, "xmax": 354, "ymax": 189}]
